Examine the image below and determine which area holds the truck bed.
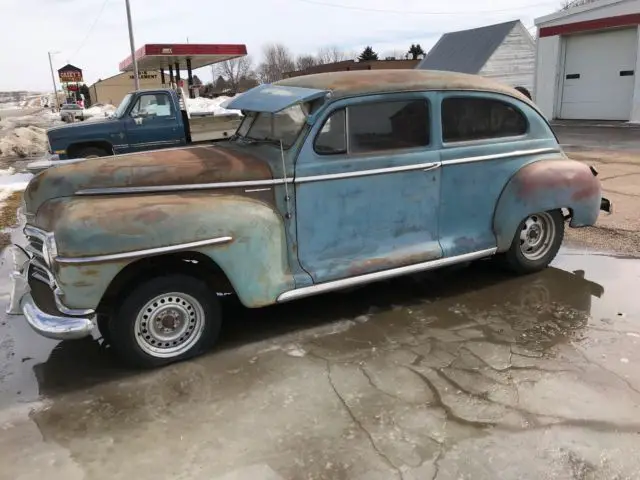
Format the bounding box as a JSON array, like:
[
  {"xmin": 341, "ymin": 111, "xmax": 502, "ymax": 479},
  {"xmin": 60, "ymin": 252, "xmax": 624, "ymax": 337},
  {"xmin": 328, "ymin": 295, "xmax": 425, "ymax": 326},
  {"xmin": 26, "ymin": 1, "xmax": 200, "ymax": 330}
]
[{"xmin": 188, "ymin": 113, "xmax": 243, "ymax": 142}]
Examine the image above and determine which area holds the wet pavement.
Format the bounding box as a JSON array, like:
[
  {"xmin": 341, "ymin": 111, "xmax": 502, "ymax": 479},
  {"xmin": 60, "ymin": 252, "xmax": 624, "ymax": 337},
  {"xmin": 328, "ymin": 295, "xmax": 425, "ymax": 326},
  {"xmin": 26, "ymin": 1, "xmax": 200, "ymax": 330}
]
[{"xmin": 1, "ymin": 248, "xmax": 639, "ymax": 479}]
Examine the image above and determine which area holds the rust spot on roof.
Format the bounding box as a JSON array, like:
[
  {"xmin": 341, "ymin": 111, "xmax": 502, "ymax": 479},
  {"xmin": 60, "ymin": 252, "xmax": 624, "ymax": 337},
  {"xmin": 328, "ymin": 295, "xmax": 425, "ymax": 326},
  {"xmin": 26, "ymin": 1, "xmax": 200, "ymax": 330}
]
[{"xmin": 276, "ymin": 69, "xmax": 534, "ymax": 106}]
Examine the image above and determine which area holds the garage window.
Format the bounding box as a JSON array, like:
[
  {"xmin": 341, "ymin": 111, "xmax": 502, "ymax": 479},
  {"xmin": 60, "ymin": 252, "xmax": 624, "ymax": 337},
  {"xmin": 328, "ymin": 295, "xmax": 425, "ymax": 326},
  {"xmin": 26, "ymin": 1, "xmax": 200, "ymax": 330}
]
[{"xmin": 442, "ymin": 97, "xmax": 527, "ymax": 143}]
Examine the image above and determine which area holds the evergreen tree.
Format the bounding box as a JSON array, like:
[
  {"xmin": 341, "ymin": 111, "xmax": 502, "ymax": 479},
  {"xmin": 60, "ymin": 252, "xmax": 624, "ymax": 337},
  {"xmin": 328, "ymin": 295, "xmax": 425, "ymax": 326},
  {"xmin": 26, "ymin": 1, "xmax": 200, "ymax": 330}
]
[
  {"xmin": 408, "ymin": 44, "xmax": 426, "ymax": 60},
  {"xmin": 358, "ymin": 46, "xmax": 379, "ymax": 61}
]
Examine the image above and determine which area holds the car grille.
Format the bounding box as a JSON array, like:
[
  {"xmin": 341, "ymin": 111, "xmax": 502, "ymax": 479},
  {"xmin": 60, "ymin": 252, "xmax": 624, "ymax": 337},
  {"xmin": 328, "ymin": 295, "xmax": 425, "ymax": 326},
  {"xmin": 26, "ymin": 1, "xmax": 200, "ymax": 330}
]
[{"xmin": 24, "ymin": 226, "xmax": 55, "ymax": 287}]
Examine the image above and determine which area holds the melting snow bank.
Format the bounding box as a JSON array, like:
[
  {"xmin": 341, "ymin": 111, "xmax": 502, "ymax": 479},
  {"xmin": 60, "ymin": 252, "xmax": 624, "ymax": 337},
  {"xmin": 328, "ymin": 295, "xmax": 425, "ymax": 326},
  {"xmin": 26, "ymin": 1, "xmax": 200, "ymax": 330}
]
[
  {"xmin": 185, "ymin": 96, "xmax": 241, "ymax": 116},
  {"xmin": 0, "ymin": 126, "xmax": 49, "ymax": 158},
  {"xmin": 0, "ymin": 171, "xmax": 33, "ymax": 202}
]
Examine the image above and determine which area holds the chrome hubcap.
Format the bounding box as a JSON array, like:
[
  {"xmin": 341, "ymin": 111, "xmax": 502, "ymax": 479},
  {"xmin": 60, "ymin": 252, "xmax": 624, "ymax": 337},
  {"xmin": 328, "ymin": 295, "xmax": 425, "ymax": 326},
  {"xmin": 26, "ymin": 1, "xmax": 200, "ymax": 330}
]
[
  {"xmin": 134, "ymin": 292, "xmax": 205, "ymax": 358},
  {"xmin": 519, "ymin": 212, "xmax": 556, "ymax": 261}
]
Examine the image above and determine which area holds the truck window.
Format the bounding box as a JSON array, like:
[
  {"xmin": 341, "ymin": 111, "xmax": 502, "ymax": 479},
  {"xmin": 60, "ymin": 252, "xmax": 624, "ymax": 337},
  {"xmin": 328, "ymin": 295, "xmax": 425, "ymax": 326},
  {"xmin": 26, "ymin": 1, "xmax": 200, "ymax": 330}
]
[
  {"xmin": 130, "ymin": 93, "xmax": 173, "ymax": 118},
  {"xmin": 314, "ymin": 109, "xmax": 346, "ymax": 155},
  {"xmin": 348, "ymin": 100, "xmax": 430, "ymax": 154},
  {"xmin": 441, "ymin": 97, "xmax": 527, "ymax": 143}
]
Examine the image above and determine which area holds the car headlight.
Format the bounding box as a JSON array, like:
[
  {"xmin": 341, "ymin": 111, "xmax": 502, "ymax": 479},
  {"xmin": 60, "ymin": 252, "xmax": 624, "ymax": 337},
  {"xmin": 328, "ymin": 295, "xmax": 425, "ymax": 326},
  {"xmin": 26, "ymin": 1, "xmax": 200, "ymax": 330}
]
[{"xmin": 42, "ymin": 233, "xmax": 58, "ymax": 268}]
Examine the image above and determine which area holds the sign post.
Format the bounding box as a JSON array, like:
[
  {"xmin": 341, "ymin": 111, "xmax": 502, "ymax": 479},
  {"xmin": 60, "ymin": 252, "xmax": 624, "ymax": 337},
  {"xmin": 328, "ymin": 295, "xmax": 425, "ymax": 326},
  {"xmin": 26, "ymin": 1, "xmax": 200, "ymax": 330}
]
[
  {"xmin": 125, "ymin": 0, "xmax": 140, "ymax": 90},
  {"xmin": 47, "ymin": 51, "xmax": 59, "ymax": 111}
]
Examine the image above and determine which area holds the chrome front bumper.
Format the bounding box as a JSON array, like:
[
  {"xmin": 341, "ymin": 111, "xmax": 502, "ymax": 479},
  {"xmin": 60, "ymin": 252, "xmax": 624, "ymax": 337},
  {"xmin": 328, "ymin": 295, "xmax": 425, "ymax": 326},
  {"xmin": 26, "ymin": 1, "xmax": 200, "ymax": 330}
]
[{"xmin": 7, "ymin": 245, "xmax": 95, "ymax": 340}]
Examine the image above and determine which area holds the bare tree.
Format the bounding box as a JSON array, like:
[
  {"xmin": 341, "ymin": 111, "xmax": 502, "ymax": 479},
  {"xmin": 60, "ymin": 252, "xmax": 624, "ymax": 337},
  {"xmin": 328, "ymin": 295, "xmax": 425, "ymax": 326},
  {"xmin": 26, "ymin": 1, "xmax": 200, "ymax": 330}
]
[
  {"xmin": 317, "ymin": 46, "xmax": 349, "ymax": 65},
  {"xmin": 296, "ymin": 54, "xmax": 318, "ymax": 71},
  {"xmin": 213, "ymin": 56, "xmax": 255, "ymax": 93},
  {"xmin": 257, "ymin": 43, "xmax": 296, "ymax": 83}
]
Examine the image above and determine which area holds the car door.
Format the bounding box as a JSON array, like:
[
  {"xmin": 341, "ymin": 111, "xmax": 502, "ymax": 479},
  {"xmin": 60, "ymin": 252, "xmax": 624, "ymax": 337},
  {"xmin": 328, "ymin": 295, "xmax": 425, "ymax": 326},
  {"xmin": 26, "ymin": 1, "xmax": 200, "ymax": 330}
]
[
  {"xmin": 436, "ymin": 92, "xmax": 560, "ymax": 257},
  {"xmin": 294, "ymin": 92, "xmax": 443, "ymax": 284},
  {"xmin": 124, "ymin": 92, "xmax": 184, "ymax": 152}
]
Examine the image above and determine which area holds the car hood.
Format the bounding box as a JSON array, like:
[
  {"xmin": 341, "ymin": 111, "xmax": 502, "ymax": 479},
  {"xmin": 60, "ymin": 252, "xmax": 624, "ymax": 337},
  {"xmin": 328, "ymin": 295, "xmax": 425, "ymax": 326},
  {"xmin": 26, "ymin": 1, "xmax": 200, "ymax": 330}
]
[{"xmin": 24, "ymin": 144, "xmax": 274, "ymax": 218}]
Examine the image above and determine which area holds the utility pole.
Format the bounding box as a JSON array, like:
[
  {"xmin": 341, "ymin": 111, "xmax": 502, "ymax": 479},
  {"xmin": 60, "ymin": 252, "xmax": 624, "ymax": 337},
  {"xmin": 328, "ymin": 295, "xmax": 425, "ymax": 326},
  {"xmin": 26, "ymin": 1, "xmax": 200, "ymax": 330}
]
[
  {"xmin": 125, "ymin": 0, "xmax": 140, "ymax": 90},
  {"xmin": 47, "ymin": 51, "xmax": 59, "ymax": 111}
]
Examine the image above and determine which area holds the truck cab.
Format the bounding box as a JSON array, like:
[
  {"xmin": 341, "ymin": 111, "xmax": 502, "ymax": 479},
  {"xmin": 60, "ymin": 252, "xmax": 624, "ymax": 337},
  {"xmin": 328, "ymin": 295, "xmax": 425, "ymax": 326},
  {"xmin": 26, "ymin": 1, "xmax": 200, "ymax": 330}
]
[{"xmin": 43, "ymin": 87, "xmax": 242, "ymax": 161}]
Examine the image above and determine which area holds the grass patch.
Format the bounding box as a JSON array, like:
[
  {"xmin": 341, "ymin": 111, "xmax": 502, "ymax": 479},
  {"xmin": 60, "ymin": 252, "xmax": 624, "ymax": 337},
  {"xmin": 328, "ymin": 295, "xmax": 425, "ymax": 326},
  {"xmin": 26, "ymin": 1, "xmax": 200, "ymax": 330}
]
[
  {"xmin": 0, "ymin": 232, "xmax": 10, "ymax": 251},
  {"xmin": 0, "ymin": 190, "xmax": 23, "ymax": 230}
]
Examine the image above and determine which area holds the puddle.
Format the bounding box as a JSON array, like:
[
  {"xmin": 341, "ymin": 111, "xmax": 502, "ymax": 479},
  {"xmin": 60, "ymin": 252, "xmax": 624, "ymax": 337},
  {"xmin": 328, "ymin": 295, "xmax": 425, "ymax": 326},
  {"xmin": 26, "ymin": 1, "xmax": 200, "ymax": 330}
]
[{"xmin": 0, "ymin": 248, "xmax": 639, "ymax": 479}]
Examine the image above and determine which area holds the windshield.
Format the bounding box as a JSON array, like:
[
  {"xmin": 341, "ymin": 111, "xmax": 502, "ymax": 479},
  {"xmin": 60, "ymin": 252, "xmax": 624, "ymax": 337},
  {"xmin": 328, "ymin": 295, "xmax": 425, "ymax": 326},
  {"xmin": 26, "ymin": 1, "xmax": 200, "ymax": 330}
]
[
  {"xmin": 114, "ymin": 93, "xmax": 134, "ymax": 118},
  {"xmin": 240, "ymin": 104, "xmax": 307, "ymax": 148}
]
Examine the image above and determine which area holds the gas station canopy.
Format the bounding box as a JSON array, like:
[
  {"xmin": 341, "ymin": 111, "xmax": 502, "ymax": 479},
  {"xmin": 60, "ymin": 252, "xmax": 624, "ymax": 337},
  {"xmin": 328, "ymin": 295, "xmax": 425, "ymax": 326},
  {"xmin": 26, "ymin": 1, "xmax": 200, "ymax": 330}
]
[{"xmin": 119, "ymin": 43, "xmax": 248, "ymax": 72}]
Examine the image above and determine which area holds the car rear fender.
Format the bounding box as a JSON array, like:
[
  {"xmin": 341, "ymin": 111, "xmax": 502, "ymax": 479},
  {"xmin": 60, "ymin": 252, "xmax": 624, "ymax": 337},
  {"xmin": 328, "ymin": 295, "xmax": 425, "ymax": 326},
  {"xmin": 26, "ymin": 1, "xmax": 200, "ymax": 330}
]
[{"xmin": 493, "ymin": 158, "xmax": 601, "ymax": 252}]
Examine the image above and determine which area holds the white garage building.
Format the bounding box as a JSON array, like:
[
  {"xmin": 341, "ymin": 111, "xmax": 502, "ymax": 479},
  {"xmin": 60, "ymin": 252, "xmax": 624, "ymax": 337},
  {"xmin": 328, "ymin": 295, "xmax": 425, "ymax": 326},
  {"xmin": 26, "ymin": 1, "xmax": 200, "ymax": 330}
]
[{"xmin": 534, "ymin": 0, "xmax": 640, "ymax": 122}]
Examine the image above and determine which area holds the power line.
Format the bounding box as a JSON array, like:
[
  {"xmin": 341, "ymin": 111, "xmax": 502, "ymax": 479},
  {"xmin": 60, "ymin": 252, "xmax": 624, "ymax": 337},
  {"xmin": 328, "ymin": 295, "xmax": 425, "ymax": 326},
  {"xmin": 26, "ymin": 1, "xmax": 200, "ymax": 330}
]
[
  {"xmin": 292, "ymin": 0, "xmax": 557, "ymax": 15},
  {"xmin": 71, "ymin": 0, "xmax": 111, "ymax": 59}
]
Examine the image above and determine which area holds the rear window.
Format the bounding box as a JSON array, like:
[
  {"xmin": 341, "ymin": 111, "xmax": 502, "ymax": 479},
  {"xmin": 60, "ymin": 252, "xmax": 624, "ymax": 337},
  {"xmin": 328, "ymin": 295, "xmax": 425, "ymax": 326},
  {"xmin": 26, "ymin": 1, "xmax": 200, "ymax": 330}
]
[{"xmin": 441, "ymin": 97, "xmax": 527, "ymax": 143}]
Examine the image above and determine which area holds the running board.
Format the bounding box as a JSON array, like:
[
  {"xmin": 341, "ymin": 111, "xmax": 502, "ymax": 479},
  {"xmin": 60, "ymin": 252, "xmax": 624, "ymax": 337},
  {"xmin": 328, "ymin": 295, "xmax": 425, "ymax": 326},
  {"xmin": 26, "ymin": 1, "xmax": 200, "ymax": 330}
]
[{"xmin": 277, "ymin": 247, "xmax": 498, "ymax": 303}]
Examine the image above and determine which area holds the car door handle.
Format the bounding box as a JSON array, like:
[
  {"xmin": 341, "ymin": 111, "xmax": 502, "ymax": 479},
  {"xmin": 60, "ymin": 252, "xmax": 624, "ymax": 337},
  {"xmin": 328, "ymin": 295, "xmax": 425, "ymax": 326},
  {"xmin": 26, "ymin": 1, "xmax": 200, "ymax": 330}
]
[{"xmin": 422, "ymin": 162, "xmax": 441, "ymax": 172}]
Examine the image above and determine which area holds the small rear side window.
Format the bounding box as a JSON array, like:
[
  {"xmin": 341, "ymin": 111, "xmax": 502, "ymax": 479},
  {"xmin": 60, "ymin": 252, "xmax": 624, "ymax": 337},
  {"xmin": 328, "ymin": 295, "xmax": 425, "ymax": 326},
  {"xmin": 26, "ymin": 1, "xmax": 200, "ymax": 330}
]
[{"xmin": 441, "ymin": 97, "xmax": 527, "ymax": 143}]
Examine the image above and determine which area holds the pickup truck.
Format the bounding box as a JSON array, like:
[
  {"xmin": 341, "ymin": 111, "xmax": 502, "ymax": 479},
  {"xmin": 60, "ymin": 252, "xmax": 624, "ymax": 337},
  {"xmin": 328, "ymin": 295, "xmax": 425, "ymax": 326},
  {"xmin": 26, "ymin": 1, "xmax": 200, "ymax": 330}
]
[
  {"xmin": 9, "ymin": 69, "xmax": 612, "ymax": 368},
  {"xmin": 37, "ymin": 87, "xmax": 242, "ymax": 164}
]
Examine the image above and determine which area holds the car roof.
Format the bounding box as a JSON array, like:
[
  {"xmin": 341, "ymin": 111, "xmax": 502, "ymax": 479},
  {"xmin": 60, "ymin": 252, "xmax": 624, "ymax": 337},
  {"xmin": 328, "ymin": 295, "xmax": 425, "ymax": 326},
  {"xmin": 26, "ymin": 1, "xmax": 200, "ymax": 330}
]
[{"xmin": 275, "ymin": 69, "xmax": 534, "ymax": 106}]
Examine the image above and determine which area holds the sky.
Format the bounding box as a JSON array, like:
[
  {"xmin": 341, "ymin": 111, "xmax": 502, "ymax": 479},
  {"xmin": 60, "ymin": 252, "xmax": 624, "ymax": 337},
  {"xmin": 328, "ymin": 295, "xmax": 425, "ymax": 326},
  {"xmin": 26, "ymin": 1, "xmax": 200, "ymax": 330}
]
[{"xmin": 0, "ymin": 0, "xmax": 560, "ymax": 92}]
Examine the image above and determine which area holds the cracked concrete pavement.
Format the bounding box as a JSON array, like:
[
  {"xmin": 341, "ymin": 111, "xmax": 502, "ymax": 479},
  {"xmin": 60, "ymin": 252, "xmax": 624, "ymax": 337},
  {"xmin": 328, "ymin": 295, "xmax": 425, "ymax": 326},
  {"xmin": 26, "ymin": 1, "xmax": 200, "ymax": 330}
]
[
  {"xmin": 1, "ymin": 248, "xmax": 639, "ymax": 480},
  {"xmin": 556, "ymin": 124, "xmax": 640, "ymax": 255}
]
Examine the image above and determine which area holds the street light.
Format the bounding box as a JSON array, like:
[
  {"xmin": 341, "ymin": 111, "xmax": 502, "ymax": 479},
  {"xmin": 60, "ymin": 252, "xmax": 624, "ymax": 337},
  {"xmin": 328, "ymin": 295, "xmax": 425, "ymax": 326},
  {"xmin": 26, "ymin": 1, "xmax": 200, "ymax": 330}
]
[
  {"xmin": 125, "ymin": 0, "xmax": 140, "ymax": 90},
  {"xmin": 47, "ymin": 51, "xmax": 60, "ymax": 111}
]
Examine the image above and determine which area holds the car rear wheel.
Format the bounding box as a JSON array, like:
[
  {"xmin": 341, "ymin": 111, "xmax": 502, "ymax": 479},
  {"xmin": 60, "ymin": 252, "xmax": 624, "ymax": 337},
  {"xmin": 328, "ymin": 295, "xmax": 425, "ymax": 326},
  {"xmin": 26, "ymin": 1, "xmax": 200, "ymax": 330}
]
[
  {"xmin": 502, "ymin": 210, "xmax": 564, "ymax": 274},
  {"xmin": 108, "ymin": 274, "xmax": 222, "ymax": 368}
]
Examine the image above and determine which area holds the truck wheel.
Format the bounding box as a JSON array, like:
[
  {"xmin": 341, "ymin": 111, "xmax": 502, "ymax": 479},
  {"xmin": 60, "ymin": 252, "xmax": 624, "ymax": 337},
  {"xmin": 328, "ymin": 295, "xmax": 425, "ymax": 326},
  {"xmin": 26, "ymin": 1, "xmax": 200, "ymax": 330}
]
[
  {"xmin": 108, "ymin": 274, "xmax": 222, "ymax": 368},
  {"xmin": 78, "ymin": 147, "xmax": 109, "ymax": 158},
  {"xmin": 501, "ymin": 210, "xmax": 564, "ymax": 274}
]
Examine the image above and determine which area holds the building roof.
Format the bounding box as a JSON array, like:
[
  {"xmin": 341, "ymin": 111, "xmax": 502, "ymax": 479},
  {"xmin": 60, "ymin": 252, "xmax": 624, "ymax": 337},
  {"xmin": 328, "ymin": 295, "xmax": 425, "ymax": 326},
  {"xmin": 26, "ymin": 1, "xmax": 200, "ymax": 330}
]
[
  {"xmin": 58, "ymin": 64, "xmax": 82, "ymax": 73},
  {"xmin": 416, "ymin": 20, "xmax": 519, "ymax": 74},
  {"xmin": 119, "ymin": 44, "xmax": 247, "ymax": 72},
  {"xmin": 535, "ymin": 0, "xmax": 626, "ymax": 25},
  {"xmin": 275, "ymin": 69, "xmax": 533, "ymax": 105}
]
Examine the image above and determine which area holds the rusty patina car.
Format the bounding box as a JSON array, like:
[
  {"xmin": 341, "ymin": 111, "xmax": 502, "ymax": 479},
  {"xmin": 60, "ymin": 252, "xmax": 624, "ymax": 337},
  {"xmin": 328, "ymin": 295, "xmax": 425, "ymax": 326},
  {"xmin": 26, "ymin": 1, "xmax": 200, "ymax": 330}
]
[{"xmin": 8, "ymin": 70, "xmax": 612, "ymax": 368}]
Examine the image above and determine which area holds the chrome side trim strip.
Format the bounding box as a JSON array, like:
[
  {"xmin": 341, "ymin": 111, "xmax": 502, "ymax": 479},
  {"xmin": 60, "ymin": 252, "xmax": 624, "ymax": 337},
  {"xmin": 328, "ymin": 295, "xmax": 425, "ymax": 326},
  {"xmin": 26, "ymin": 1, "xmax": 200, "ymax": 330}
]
[
  {"xmin": 277, "ymin": 247, "xmax": 497, "ymax": 303},
  {"xmin": 76, "ymin": 180, "xmax": 285, "ymax": 195},
  {"xmin": 294, "ymin": 161, "xmax": 441, "ymax": 184},
  {"xmin": 75, "ymin": 148, "xmax": 558, "ymax": 196},
  {"xmin": 440, "ymin": 147, "xmax": 559, "ymax": 166},
  {"xmin": 54, "ymin": 236, "xmax": 233, "ymax": 265}
]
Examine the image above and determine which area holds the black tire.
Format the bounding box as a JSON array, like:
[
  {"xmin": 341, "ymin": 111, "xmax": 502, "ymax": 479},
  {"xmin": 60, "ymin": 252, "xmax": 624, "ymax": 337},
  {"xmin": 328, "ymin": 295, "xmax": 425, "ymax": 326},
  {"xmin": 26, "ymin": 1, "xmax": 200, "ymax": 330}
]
[
  {"xmin": 108, "ymin": 274, "xmax": 221, "ymax": 369},
  {"xmin": 97, "ymin": 314, "xmax": 111, "ymax": 344},
  {"xmin": 502, "ymin": 210, "xmax": 564, "ymax": 274},
  {"xmin": 514, "ymin": 86, "xmax": 532, "ymax": 100},
  {"xmin": 77, "ymin": 146, "xmax": 110, "ymax": 158}
]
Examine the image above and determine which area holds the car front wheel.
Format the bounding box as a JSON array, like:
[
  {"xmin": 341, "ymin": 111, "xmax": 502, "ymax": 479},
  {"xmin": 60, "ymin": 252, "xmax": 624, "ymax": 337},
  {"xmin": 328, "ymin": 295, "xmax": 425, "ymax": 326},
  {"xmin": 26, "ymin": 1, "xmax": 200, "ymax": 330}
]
[
  {"xmin": 109, "ymin": 274, "xmax": 222, "ymax": 368},
  {"xmin": 502, "ymin": 210, "xmax": 564, "ymax": 274}
]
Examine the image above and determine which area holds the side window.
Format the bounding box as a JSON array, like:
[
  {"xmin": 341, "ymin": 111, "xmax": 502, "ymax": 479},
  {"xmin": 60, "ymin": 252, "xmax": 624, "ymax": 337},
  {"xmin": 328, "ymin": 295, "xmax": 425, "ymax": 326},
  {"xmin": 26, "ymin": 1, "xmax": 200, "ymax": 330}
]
[
  {"xmin": 314, "ymin": 109, "xmax": 346, "ymax": 155},
  {"xmin": 441, "ymin": 97, "xmax": 527, "ymax": 143},
  {"xmin": 130, "ymin": 93, "xmax": 173, "ymax": 118},
  {"xmin": 348, "ymin": 100, "xmax": 429, "ymax": 154}
]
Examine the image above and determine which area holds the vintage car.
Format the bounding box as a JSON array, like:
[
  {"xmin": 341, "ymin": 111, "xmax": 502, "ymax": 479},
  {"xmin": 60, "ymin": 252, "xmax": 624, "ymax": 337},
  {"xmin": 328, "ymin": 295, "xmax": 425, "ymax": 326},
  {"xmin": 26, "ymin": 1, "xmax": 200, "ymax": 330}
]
[{"xmin": 8, "ymin": 70, "xmax": 611, "ymax": 368}]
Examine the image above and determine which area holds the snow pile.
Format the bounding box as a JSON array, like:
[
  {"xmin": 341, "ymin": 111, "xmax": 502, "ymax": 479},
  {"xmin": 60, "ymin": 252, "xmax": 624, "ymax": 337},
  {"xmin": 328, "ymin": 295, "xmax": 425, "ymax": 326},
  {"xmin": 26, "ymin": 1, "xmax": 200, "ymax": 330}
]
[
  {"xmin": 0, "ymin": 126, "xmax": 49, "ymax": 158},
  {"xmin": 84, "ymin": 103, "xmax": 116, "ymax": 122},
  {"xmin": 185, "ymin": 96, "xmax": 241, "ymax": 116},
  {"xmin": 0, "ymin": 169, "xmax": 33, "ymax": 201}
]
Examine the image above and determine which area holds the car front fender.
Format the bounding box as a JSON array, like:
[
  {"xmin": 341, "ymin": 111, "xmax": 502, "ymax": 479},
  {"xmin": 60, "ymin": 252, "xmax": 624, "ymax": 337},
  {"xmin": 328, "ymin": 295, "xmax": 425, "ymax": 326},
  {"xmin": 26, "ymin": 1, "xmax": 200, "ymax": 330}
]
[
  {"xmin": 493, "ymin": 158, "xmax": 602, "ymax": 252},
  {"xmin": 37, "ymin": 193, "xmax": 294, "ymax": 309}
]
